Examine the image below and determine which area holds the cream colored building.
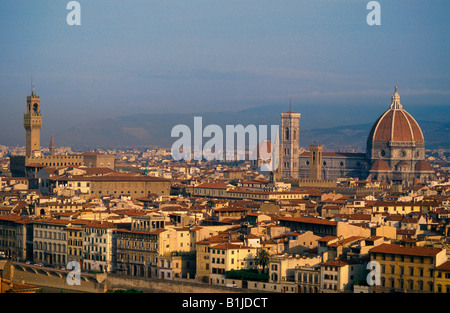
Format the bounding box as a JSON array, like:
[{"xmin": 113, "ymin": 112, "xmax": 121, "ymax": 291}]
[
  {"xmin": 33, "ymin": 219, "xmax": 70, "ymax": 267},
  {"xmin": 320, "ymin": 260, "xmax": 366, "ymax": 293},
  {"xmin": 268, "ymin": 253, "xmax": 322, "ymax": 284},
  {"xmin": 82, "ymin": 221, "xmax": 117, "ymax": 273},
  {"xmin": 371, "ymin": 201, "xmax": 422, "ymax": 215},
  {"xmin": 209, "ymin": 243, "xmax": 257, "ymax": 286}
]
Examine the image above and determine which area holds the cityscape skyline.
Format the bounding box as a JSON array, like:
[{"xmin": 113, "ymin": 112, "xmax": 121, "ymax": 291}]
[
  {"xmin": 0, "ymin": 0, "xmax": 449, "ymax": 300},
  {"xmin": 1, "ymin": 1, "xmax": 449, "ymax": 149}
]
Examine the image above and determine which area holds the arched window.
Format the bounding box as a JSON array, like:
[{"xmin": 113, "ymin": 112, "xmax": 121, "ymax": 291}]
[
  {"xmin": 272, "ymin": 273, "xmax": 278, "ymax": 282},
  {"xmin": 285, "ymin": 127, "xmax": 289, "ymax": 140},
  {"xmin": 418, "ymin": 280, "xmax": 424, "ymax": 291}
]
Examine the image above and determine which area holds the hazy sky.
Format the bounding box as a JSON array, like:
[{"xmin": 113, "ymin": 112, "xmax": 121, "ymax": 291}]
[{"xmin": 0, "ymin": 0, "xmax": 448, "ymax": 146}]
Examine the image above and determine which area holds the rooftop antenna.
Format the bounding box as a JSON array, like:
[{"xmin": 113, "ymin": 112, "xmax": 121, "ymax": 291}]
[{"xmin": 289, "ymin": 98, "xmax": 292, "ymax": 112}]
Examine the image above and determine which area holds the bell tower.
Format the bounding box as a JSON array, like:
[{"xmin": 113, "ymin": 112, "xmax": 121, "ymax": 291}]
[
  {"xmin": 281, "ymin": 106, "xmax": 300, "ymax": 179},
  {"xmin": 309, "ymin": 144, "xmax": 323, "ymax": 180},
  {"xmin": 24, "ymin": 84, "xmax": 42, "ymax": 157}
]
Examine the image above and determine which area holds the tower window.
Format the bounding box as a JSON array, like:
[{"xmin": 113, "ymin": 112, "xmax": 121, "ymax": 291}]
[{"xmin": 285, "ymin": 127, "xmax": 290, "ymax": 140}]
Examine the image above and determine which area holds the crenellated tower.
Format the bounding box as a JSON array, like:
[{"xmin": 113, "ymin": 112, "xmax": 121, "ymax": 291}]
[{"xmin": 24, "ymin": 85, "xmax": 42, "ymax": 157}]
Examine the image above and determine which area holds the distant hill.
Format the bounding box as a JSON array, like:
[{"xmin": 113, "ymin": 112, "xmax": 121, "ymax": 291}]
[{"xmin": 55, "ymin": 103, "xmax": 450, "ymax": 151}]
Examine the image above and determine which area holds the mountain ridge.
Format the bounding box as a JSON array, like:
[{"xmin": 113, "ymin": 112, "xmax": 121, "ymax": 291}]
[{"xmin": 54, "ymin": 103, "xmax": 450, "ymax": 151}]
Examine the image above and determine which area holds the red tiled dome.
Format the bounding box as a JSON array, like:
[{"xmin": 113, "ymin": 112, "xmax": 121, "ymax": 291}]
[
  {"xmin": 367, "ymin": 87, "xmax": 424, "ymax": 144},
  {"xmin": 369, "ymin": 109, "xmax": 424, "ymax": 143},
  {"xmin": 396, "ymin": 160, "xmax": 409, "ymax": 167},
  {"xmin": 370, "ymin": 159, "xmax": 391, "ymax": 172},
  {"xmin": 414, "ymin": 160, "xmax": 433, "ymax": 172}
]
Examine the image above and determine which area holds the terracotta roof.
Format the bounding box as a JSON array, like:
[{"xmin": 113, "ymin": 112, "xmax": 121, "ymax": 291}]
[
  {"xmin": 0, "ymin": 214, "xmax": 26, "ymax": 222},
  {"xmin": 369, "ymin": 243, "xmax": 443, "ymax": 257},
  {"xmin": 348, "ymin": 213, "xmax": 371, "ymax": 221},
  {"xmin": 279, "ymin": 216, "xmax": 337, "ymax": 226},
  {"xmin": 83, "ymin": 221, "xmax": 117, "ymax": 229},
  {"xmin": 213, "ymin": 207, "xmax": 249, "ymax": 212},
  {"xmin": 369, "ymin": 108, "xmax": 424, "ymax": 143},
  {"xmin": 385, "ymin": 215, "xmax": 403, "ymax": 221},
  {"xmin": 25, "ymin": 163, "xmax": 45, "ymax": 167},
  {"xmin": 370, "ymin": 159, "xmax": 391, "ymax": 172},
  {"xmin": 415, "ymin": 160, "xmax": 434, "ymax": 172},
  {"xmin": 320, "ymin": 260, "xmax": 351, "ymax": 267},
  {"xmin": 213, "ymin": 242, "xmax": 253, "ymax": 250},
  {"xmin": 196, "ymin": 182, "xmax": 231, "ymax": 189},
  {"xmin": 317, "ymin": 236, "xmax": 339, "ymax": 242},
  {"xmin": 396, "ymin": 160, "xmax": 409, "ymax": 167},
  {"xmin": 87, "ymin": 175, "xmax": 170, "ymax": 182},
  {"xmin": 436, "ymin": 261, "xmax": 450, "ymax": 271}
]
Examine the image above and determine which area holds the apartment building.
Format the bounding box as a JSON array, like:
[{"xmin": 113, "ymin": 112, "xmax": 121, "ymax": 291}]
[
  {"xmin": 320, "ymin": 259, "xmax": 366, "ymax": 293},
  {"xmin": 0, "ymin": 215, "xmax": 32, "ymax": 261},
  {"xmin": 268, "ymin": 254, "xmax": 322, "ymax": 285},
  {"xmin": 67, "ymin": 220, "xmax": 89, "ymax": 268},
  {"xmin": 33, "ymin": 219, "xmax": 70, "ymax": 267},
  {"xmin": 295, "ymin": 264, "xmax": 321, "ymax": 293},
  {"xmin": 434, "ymin": 261, "xmax": 450, "ymax": 293},
  {"xmin": 82, "ymin": 221, "xmax": 117, "ymax": 273},
  {"xmin": 116, "ymin": 229, "xmax": 159, "ymax": 278},
  {"xmin": 369, "ymin": 243, "xmax": 447, "ymax": 293},
  {"xmin": 371, "ymin": 201, "xmax": 422, "ymax": 215},
  {"xmin": 209, "ymin": 243, "xmax": 257, "ymax": 286}
]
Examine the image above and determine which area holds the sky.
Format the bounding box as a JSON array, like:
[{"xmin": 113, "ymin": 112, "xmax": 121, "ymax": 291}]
[{"xmin": 0, "ymin": 0, "xmax": 449, "ymax": 147}]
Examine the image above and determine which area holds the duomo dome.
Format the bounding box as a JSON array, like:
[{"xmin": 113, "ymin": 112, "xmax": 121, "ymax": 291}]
[
  {"xmin": 366, "ymin": 86, "xmax": 434, "ymax": 184},
  {"xmin": 367, "ymin": 86, "xmax": 424, "ymax": 149}
]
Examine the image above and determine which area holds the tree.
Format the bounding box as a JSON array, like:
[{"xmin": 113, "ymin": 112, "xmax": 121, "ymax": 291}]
[{"xmin": 255, "ymin": 249, "xmax": 269, "ymax": 272}]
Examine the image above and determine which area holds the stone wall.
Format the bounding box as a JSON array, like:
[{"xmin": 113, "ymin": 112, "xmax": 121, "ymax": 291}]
[
  {"xmin": 8, "ymin": 261, "xmax": 254, "ymax": 293},
  {"xmin": 105, "ymin": 275, "xmax": 251, "ymax": 293}
]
